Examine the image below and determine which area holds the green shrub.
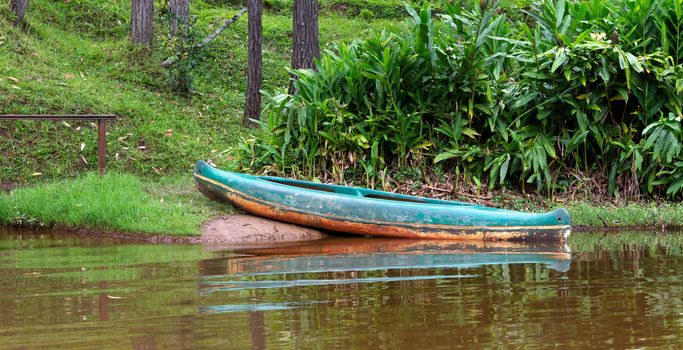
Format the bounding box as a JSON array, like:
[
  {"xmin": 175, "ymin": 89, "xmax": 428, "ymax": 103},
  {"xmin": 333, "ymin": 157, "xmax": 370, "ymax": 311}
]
[
  {"xmin": 360, "ymin": 9, "xmax": 375, "ymax": 20},
  {"xmin": 236, "ymin": 0, "xmax": 683, "ymax": 198}
]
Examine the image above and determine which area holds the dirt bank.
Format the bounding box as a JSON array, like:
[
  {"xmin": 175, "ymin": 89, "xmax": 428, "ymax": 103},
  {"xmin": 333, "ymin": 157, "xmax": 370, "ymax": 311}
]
[{"xmin": 200, "ymin": 215, "xmax": 327, "ymax": 243}]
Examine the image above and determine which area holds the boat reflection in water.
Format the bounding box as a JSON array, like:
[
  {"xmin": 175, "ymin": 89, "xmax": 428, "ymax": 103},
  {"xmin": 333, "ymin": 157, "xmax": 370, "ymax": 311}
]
[{"xmin": 199, "ymin": 238, "xmax": 572, "ymax": 301}]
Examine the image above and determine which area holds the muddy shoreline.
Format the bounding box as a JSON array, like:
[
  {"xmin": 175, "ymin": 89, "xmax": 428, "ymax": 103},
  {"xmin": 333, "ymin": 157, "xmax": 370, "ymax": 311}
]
[
  {"xmin": 1, "ymin": 216, "xmax": 678, "ymax": 245},
  {"xmin": 1, "ymin": 214, "xmax": 328, "ymax": 244}
]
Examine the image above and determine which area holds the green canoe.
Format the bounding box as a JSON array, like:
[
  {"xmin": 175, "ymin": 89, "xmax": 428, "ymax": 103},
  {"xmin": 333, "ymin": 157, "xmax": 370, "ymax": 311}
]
[{"xmin": 193, "ymin": 160, "xmax": 571, "ymax": 242}]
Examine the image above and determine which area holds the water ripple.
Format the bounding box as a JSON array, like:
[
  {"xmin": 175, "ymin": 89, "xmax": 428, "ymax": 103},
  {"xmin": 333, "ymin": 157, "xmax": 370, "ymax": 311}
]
[{"xmin": 200, "ymin": 274, "xmax": 476, "ymax": 293}]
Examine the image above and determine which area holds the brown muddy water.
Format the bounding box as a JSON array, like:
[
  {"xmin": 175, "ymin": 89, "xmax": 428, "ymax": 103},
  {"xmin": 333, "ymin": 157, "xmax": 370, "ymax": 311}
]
[{"xmin": 1, "ymin": 229, "xmax": 683, "ymax": 349}]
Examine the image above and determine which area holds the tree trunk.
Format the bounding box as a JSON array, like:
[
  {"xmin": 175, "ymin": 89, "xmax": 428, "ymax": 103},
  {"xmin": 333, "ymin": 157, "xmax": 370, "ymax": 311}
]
[
  {"xmin": 244, "ymin": 0, "xmax": 263, "ymax": 125},
  {"xmin": 168, "ymin": 0, "xmax": 189, "ymax": 37},
  {"xmin": 249, "ymin": 311, "xmax": 266, "ymax": 350},
  {"xmin": 9, "ymin": 0, "xmax": 28, "ymax": 27},
  {"xmin": 130, "ymin": 0, "xmax": 154, "ymax": 46},
  {"xmin": 289, "ymin": 0, "xmax": 319, "ymax": 94}
]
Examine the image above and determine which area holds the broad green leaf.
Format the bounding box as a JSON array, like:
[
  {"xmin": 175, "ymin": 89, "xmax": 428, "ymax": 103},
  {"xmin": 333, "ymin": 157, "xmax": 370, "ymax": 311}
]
[{"xmin": 500, "ymin": 155, "xmax": 510, "ymax": 185}]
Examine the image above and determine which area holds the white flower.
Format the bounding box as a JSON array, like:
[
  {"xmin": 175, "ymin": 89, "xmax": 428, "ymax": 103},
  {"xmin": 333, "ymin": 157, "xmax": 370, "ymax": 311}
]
[{"xmin": 590, "ymin": 32, "xmax": 607, "ymax": 42}]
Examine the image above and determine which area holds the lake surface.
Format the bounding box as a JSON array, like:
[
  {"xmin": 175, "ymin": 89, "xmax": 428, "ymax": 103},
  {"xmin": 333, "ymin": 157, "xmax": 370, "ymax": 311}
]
[{"xmin": 1, "ymin": 229, "xmax": 683, "ymax": 349}]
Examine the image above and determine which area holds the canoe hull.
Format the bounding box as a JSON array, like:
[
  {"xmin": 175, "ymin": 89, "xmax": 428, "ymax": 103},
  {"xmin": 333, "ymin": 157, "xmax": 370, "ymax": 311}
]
[{"xmin": 194, "ymin": 164, "xmax": 571, "ymax": 242}]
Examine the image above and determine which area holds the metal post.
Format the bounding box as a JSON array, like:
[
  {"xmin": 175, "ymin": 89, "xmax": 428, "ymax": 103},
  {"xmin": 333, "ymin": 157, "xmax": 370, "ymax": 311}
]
[{"xmin": 97, "ymin": 119, "xmax": 107, "ymax": 175}]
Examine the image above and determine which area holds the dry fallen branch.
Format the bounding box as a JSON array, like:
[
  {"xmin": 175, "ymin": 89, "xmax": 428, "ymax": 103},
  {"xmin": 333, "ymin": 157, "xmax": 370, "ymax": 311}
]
[
  {"xmin": 452, "ymin": 191, "xmax": 493, "ymax": 200},
  {"xmin": 162, "ymin": 7, "xmax": 247, "ymax": 67},
  {"xmin": 195, "ymin": 7, "xmax": 247, "ymax": 49},
  {"xmin": 423, "ymin": 185, "xmax": 450, "ymax": 193}
]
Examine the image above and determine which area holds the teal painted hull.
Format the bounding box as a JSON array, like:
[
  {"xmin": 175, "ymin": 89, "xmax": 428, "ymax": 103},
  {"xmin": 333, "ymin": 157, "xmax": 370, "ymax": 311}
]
[
  {"xmin": 199, "ymin": 240, "xmax": 572, "ymax": 298},
  {"xmin": 193, "ymin": 161, "xmax": 571, "ymax": 242}
]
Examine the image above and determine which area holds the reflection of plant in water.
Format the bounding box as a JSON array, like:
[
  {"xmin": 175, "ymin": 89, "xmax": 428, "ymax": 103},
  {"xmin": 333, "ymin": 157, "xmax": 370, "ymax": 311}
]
[
  {"xmin": 570, "ymin": 231, "xmax": 683, "ymax": 255},
  {"xmin": 2, "ymin": 237, "xmax": 207, "ymax": 281}
]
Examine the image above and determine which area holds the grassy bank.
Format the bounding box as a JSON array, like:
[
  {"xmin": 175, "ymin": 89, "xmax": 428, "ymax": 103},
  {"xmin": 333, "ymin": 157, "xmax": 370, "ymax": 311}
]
[
  {"xmin": 1, "ymin": 173, "xmax": 683, "ymax": 236},
  {"xmin": 568, "ymin": 203, "xmax": 683, "ymax": 230},
  {"xmin": 0, "ymin": 172, "xmax": 233, "ymax": 235},
  {"xmin": 0, "ymin": 0, "xmax": 403, "ymax": 182}
]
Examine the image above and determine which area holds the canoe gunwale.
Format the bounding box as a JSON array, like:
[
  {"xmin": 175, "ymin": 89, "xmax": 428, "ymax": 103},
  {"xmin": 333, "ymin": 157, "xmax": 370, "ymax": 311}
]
[{"xmin": 194, "ymin": 172, "xmax": 571, "ymax": 242}]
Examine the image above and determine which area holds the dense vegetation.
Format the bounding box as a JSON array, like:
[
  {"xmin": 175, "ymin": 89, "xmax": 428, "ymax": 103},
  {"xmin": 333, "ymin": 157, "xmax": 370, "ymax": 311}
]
[
  {"xmin": 238, "ymin": 0, "xmax": 683, "ymax": 199},
  {"xmin": 3, "ymin": 0, "xmax": 683, "ymax": 234}
]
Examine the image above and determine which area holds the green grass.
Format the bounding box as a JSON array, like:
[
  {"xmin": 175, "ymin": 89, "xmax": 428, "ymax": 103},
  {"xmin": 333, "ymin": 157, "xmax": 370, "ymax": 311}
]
[
  {"xmin": 567, "ymin": 202, "xmax": 683, "ymax": 229},
  {"xmin": 0, "ymin": 172, "xmax": 233, "ymax": 235},
  {"xmin": 0, "ymin": 0, "xmax": 405, "ymax": 183}
]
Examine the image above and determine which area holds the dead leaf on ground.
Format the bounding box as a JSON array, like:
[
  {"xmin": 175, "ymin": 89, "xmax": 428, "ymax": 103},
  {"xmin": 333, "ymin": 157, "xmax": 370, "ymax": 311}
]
[
  {"xmin": 31, "ymin": 172, "xmax": 42, "ymax": 176},
  {"xmin": 80, "ymin": 143, "xmax": 85, "ymax": 151},
  {"xmin": 164, "ymin": 129, "xmax": 173, "ymax": 137},
  {"xmin": 8, "ymin": 77, "xmax": 19, "ymax": 83},
  {"xmin": 64, "ymin": 73, "xmax": 75, "ymax": 79},
  {"xmin": 81, "ymin": 155, "xmax": 88, "ymax": 164}
]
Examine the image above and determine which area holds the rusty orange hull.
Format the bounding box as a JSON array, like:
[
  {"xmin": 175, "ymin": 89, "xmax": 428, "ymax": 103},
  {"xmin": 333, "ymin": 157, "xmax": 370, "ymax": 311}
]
[{"xmin": 193, "ymin": 161, "xmax": 571, "ymax": 242}]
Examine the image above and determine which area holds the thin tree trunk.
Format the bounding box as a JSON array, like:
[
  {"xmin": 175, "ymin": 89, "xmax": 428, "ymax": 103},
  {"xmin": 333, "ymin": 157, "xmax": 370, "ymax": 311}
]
[
  {"xmin": 9, "ymin": 0, "xmax": 28, "ymax": 27},
  {"xmin": 130, "ymin": 0, "xmax": 154, "ymax": 46},
  {"xmin": 244, "ymin": 0, "xmax": 262, "ymax": 125},
  {"xmin": 289, "ymin": 0, "xmax": 319, "ymax": 94},
  {"xmin": 168, "ymin": 0, "xmax": 189, "ymax": 37}
]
